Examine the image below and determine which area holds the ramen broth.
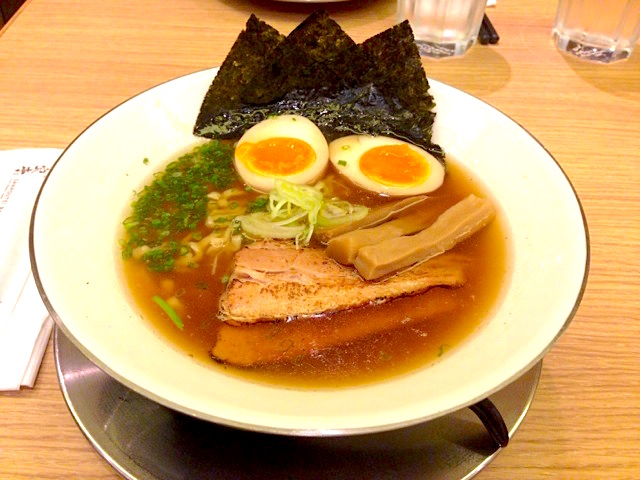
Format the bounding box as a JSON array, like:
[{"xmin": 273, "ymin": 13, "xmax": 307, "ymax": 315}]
[{"xmin": 121, "ymin": 157, "xmax": 509, "ymax": 388}]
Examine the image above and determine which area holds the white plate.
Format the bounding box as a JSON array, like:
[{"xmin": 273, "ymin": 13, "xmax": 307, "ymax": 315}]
[{"xmin": 30, "ymin": 68, "xmax": 588, "ymax": 435}]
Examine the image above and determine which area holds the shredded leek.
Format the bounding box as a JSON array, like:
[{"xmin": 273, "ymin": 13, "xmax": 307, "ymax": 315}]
[
  {"xmin": 317, "ymin": 200, "xmax": 369, "ymax": 227},
  {"xmin": 234, "ymin": 180, "xmax": 368, "ymax": 245},
  {"xmin": 237, "ymin": 212, "xmax": 306, "ymax": 239},
  {"xmin": 152, "ymin": 295, "xmax": 184, "ymax": 330}
]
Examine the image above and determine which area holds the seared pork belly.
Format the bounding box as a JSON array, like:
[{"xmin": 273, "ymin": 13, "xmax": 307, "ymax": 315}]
[
  {"xmin": 218, "ymin": 240, "xmax": 466, "ymax": 324},
  {"xmin": 211, "ymin": 286, "xmax": 458, "ymax": 367}
]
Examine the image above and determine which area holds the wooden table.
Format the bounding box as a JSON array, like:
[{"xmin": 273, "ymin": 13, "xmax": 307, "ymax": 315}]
[{"xmin": 1, "ymin": 0, "xmax": 638, "ymax": 478}]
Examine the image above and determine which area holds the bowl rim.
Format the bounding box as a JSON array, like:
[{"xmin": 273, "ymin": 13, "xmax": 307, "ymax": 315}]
[{"xmin": 29, "ymin": 68, "xmax": 590, "ymax": 436}]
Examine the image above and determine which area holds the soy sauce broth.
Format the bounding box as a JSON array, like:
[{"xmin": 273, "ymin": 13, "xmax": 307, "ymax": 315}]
[{"xmin": 120, "ymin": 158, "xmax": 511, "ymax": 388}]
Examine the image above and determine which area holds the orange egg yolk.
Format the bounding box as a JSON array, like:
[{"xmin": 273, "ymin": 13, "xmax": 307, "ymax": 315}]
[
  {"xmin": 236, "ymin": 138, "xmax": 315, "ymax": 176},
  {"xmin": 359, "ymin": 144, "xmax": 430, "ymax": 187}
]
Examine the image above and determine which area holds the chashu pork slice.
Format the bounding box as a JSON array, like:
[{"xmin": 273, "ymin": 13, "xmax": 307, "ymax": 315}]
[{"xmin": 218, "ymin": 240, "xmax": 466, "ymax": 324}]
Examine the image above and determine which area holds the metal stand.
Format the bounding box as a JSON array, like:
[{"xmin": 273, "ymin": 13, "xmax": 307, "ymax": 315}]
[{"xmin": 54, "ymin": 327, "xmax": 542, "ymax": 480}]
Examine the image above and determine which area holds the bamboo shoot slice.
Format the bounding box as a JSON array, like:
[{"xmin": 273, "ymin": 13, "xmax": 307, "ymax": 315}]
[
  {"xmin": 313, "ymin": 195, "xmax": 429, "ymax": 243},
  {"xmin": 326, "ymin": 209, "xmax": 439, "ymax": 265},
  {"xmin": 354, "ymin": 195, "xmax": 495, "ymax": 280}
]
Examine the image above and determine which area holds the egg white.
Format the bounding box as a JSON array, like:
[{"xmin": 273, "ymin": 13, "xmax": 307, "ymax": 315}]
[
  {"xmin": 329, "ymin": 135, "xmax": 445, "ymax": 196},
  {"xmin": 234, "ymin": 115, "xmax": 329, "ymax": 192}
]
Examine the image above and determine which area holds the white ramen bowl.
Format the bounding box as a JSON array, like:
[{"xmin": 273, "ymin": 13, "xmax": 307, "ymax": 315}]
[{"xmin": 30, "ymin": 69, "xmax": 588, "ymax": 435}]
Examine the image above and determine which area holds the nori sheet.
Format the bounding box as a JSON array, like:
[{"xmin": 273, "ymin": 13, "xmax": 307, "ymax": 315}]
[
  {"xmin": 194, "ymin": 15, "xmax": 284, "ymax": 123},
  {"xmin": 360, "ymin": 21, "xmax": 437, "ymax": 147},
  {"xmin": 241, "ymin": 10, "xmax": 370, "ymax": 104},
  {"xmin": 193, "ymin": 11, "xmax": 443, "ymax": 162}
]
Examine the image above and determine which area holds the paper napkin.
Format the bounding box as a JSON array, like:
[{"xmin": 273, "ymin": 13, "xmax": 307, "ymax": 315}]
[{"xmin": 0, "ymin": 148, "xmax": 62, "ymax": 391}]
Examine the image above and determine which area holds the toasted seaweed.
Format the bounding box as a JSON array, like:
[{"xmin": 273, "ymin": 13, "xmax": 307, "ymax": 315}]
[
  {"xmin": 360, "ymin": 21, "xmax": 437, "ymax": 144},
  {"xmin": 196, "ymin": 85, "xmax": 443, "ymax": 160},
  {"xmin": 193, "ymin": 15, "xmax": 284, "ymax": 132},
  {"xmin": 193, "ymin": 11, "xmax": 443, "ymax": 162},
  {"xmin": 241, "ymin": 10, "xmax": 370, "ymax": 104},
  {"xmin": 361, "ymin": 21, "xmax": 435, "ymax": 112}
]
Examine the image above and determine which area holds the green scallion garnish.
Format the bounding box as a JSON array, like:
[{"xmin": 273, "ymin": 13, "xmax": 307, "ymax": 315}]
[
  {"xmin": 120, "ymin": 140, "xmax": 236, "ymax": 272},
  {"xmin": 152, "ymin": 295, "xmax": 184, "ymax": 330},
  {"xmin": 246, "ymin": 196, "xmax": 268, "ymax": 213}
]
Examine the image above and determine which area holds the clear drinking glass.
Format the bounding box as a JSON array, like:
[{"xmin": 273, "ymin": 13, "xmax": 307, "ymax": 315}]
[
  {"xmin": 397, "ymin": 0, "xmax": 487, "ymax": 58},
  {"xmin": 553, "ymin": 0, "xmax": 640, "ymax": 63}
]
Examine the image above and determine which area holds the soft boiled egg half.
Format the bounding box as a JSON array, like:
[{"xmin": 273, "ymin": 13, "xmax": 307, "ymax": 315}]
[
  {"xmin": 234, "ymin": 115, "xmax": 329, "ymax": 192},
  {"xmin": 329, "ymin": 135, "xmax": 445, "ymax": 196}
]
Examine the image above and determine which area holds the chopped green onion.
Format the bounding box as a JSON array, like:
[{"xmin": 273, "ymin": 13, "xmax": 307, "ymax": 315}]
[
  {"xmin": 120, "ymin": 140, "xmax": 236, "ymax": 272},
  {"xmin": 246, "ymin": 196, "xmax": 268, "ymax": 213},
  {"xmin": 337, "ymin": 160, "xmax": 347, "ymax": 166},
  {"xmin": 378, "ymin": 350, "xmax": 392, "ymax": 361},
  {"xmin": 152, "ymin": 295, "xmax": 184, "ymax": 330}
]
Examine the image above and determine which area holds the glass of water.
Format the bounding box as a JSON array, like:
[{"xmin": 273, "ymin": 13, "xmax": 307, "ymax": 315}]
[
  {"xmin": 553, "ymin": 0, "xmax": 640, "ymax": 63},
  {"xmin": 397, "ymin": 0, "xmax": 487, "ymax": 58}
]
